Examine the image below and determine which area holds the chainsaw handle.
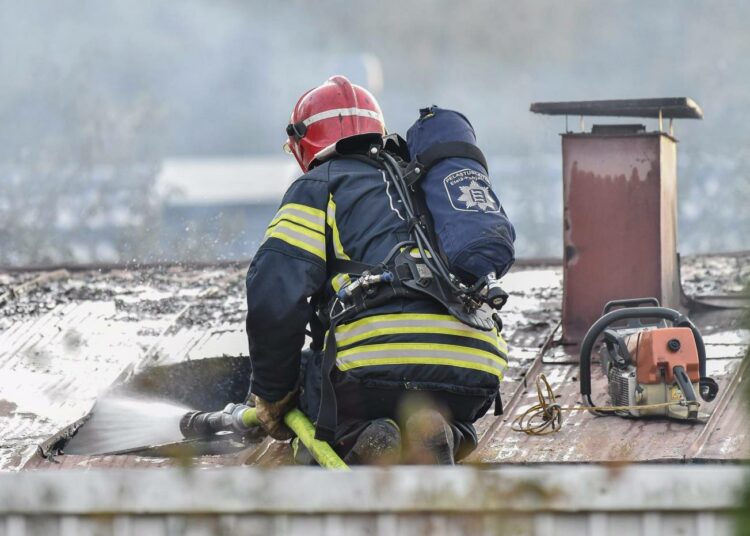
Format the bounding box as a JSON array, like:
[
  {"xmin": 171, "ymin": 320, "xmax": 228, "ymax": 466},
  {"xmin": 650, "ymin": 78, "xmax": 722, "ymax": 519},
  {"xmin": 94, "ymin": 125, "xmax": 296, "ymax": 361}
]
[{"xmin": 579, "ymin": 306, "xmax": 709, "ymax": 402}]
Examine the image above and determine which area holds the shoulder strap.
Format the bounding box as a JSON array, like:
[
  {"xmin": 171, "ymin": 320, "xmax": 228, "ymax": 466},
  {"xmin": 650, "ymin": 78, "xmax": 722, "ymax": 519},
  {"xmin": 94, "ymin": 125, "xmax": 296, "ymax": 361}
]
[
  {"xmin": 405, "ymin": 141, "xmax": 488, "ymax": 188},
  {"xmin": 308, "ymin": 293, "xmax": 326, "ymax": 351}
]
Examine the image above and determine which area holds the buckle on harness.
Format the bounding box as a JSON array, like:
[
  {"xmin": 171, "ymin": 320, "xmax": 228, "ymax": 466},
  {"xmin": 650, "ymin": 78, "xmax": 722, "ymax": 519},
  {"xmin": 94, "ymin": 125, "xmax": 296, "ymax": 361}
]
[
  {"xmin": 402, "ymin": 160, "xmax": 424, "ymax": 189},
  {"xmin": 393, "ymin": 250, "xmax": 496, "ymax": 331},
  {"xmin": 396, "ymin": 257, "xmax": 432, "ymax": 288}
]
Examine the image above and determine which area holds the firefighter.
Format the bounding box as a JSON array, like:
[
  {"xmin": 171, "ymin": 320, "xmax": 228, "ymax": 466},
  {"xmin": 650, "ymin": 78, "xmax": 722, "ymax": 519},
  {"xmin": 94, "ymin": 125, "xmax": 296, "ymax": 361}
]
[{"xmin": 246, "ymin": 75, "xmax": 514, "ymax": 464}]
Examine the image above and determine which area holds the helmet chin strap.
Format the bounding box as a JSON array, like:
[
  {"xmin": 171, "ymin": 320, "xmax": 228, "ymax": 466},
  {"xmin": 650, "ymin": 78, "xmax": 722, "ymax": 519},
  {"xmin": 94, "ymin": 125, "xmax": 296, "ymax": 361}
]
[{"xmin": 311, "ymin": 143, "xmax": 338, "ymax": 165}]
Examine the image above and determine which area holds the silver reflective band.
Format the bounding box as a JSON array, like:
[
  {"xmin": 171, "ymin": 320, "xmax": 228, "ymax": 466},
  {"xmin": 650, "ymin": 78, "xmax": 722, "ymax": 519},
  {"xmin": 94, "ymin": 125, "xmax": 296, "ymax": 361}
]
[
  {"xmin": 336, "ymin": 346, "xmax": 507, "ymax": 376},
  {"xmin": 335, "ymin": 316, "xmax": 505, "ymax": 350},
  {"xmin": 265, "ymin": 225, "xmax": 323, "ymax": 250},
  {"xmin": 272, "ymin": 205, "xmax": 325, "ymax": 232},
  {"xmin": 302, "ymin": 107, "xmax": 384, "ymax": 127}
]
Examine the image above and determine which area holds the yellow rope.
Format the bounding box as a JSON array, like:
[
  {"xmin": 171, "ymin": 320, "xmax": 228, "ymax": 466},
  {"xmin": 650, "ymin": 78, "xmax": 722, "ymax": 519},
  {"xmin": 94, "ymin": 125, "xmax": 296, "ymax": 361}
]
[{"xmin": 511, "ymin": 373, "xmax": 692, "ymax": 436}]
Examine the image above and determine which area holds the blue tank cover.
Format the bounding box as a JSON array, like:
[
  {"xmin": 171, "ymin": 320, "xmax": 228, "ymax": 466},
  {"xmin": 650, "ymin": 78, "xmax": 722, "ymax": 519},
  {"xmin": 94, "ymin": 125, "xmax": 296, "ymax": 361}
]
[{"xmin": 406, "ymin": 107, "xmax": 515, "ymax": 280}]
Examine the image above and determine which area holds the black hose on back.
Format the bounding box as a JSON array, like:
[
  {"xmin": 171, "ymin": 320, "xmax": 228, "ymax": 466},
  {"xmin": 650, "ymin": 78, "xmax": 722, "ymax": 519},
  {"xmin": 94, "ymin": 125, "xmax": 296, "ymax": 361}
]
[{"xmin": 380, "ymin": 152, "xmax": 462, "ymax": 295}]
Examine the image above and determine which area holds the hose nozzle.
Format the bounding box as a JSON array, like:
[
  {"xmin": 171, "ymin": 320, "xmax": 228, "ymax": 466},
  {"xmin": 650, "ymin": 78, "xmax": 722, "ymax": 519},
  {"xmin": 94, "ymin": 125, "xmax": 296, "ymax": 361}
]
[{"xmin": 179, "ymin": 403, "xmax": 257, "ymax": 439}]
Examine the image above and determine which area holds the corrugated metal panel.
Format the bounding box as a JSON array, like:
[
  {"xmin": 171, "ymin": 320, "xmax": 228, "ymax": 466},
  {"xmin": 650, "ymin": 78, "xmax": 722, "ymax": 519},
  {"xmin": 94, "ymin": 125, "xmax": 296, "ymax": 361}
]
[
  {"xmin": 2, "ymin": 256, "xmax": 748, "ymax": 471},
  {"xmin": 0, "ymin": 466, "xmax": 743, "ymax": 535},
  {"xmin": 0, "ymin": 267, "xmax": 249, "ymax": 471},
  {"xmin": 0, "ymin": 301, "xmax": 165, "ymax": 471}
]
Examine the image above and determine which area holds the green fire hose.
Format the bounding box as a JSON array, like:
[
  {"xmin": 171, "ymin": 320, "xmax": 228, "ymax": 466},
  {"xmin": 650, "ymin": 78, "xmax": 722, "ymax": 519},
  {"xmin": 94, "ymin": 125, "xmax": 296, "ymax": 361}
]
[{"xmin": 180, "ymin": 404, "xmax": 349, "ymax": 470}]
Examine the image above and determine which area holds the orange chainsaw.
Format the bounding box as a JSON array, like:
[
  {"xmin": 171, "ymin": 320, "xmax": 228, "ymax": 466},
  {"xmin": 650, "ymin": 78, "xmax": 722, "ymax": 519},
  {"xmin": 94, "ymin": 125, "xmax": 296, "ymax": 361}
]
[{"xmin": 579, "ymin": 298, "xmax": 719, "ymax": 420}]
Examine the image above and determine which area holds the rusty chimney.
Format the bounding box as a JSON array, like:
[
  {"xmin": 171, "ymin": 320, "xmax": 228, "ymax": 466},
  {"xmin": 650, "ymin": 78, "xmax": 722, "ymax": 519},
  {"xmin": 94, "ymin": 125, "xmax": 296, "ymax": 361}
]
[{"xmin": 530, "ymin": 98, "xmax": 703, "ymax": 344}]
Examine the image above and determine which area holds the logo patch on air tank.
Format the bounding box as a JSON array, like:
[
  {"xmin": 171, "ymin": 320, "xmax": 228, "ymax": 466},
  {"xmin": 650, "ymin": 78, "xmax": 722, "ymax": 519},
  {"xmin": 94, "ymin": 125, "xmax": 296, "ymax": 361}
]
[{"xmin": 444, "ymin": 169, "xmax": 500, "ymax": 213}]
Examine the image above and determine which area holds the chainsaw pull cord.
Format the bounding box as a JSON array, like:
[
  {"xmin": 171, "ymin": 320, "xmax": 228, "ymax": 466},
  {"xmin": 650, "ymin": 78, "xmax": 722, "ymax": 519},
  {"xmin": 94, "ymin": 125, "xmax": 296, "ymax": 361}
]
[{"xmin": 512, "ymin": 373, "xmax": 701, "ymax": 436}]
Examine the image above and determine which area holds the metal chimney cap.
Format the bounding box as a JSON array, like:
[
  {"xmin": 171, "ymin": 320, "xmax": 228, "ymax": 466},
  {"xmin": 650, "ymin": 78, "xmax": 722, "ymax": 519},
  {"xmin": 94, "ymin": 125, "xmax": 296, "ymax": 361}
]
[{"xmin": 529, "ymin": 98, "xmax": 703, "ymax": 119}]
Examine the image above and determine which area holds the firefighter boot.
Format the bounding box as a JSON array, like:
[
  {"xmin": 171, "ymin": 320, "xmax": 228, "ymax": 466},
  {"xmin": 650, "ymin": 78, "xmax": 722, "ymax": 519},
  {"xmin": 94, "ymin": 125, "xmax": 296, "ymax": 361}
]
[
  {"xmin": 404, "ymin": 408, "xmax": 455, "ymax": 465},
  {"xmin": 344, "ymin": 419, "xmax": 402, "ymax": 466}
]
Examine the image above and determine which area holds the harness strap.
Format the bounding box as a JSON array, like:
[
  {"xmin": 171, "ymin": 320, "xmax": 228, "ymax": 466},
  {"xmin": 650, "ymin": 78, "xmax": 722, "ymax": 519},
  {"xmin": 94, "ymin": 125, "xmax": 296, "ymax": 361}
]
[
  {"xmin": 405, "ymin": 142, "xmax": 489, "ymax": 188},
  {"xmin": 315, "ymin": 321, "xmax": 342, "ymax": 443},
  {"xmin": 308, "ymin": 293, "xmax": 326, "ymax": 352},
  {"xmin": 329, "ymin": 257, "xmax": 372, "ymax": 276},
  {"xmin": 494, "ymin": 390, "xmax": 504, "ymax": 416}
]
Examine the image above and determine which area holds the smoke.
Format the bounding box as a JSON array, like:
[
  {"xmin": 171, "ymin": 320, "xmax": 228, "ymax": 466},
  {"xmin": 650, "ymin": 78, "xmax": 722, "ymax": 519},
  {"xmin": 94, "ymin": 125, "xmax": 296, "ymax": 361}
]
[
  {"xmin": 0, "ymin": 90, "xmax": 165, "ymax": 265},
  {"xmin": 1, "ymin": 0, "xmax": 748, "ymax": 265}
]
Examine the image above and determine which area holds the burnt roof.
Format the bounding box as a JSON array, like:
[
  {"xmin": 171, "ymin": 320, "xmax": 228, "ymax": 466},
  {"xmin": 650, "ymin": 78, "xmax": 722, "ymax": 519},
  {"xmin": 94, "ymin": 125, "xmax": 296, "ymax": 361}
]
[{"xmin": 2, "ymin": 254, "xmax": 748, "ymax": 470}]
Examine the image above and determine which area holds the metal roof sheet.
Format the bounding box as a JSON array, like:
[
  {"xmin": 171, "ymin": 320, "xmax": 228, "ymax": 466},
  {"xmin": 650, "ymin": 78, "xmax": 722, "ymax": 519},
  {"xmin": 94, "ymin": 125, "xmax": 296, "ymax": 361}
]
[{"xmin": 1, "ymin": 254, "xmax": 747, "ymax": 471}]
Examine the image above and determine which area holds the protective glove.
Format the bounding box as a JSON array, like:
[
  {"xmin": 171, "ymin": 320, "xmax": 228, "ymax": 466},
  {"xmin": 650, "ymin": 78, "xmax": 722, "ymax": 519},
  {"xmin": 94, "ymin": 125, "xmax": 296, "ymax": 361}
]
[
  {"xmin": 239, "ymin": 396, "xmax": 268, "ymax": 443},
  {"xmin": 252, "ymin": 389, "xmax": 298, "ymax": 441}
]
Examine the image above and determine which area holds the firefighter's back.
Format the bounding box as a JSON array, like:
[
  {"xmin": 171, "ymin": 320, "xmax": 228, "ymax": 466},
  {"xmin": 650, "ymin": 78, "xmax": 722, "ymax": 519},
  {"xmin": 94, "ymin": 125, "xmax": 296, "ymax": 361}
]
[{"xmin": 318, "ymin": 156, "xmax": 508, "ymax": 424}]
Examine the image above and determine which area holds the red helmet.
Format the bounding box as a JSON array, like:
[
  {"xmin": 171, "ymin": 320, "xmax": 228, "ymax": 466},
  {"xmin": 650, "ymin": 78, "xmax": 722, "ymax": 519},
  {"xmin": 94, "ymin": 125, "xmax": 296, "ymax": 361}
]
[{"xmin": 285, "ymin": 75, "xmax": 386, "ymax": 171}]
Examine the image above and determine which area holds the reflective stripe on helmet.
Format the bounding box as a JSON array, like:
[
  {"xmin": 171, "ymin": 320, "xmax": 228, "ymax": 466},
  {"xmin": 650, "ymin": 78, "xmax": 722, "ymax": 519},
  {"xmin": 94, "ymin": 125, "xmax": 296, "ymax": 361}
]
[{"xmin": 302, "ymin": 107, "xmax": 384, "ymax": 128}]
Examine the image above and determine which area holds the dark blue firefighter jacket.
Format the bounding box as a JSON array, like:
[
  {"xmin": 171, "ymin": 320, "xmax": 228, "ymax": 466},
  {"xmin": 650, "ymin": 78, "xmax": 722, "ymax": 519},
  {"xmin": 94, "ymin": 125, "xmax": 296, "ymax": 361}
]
[{"xmin": 245, "ymin": 154, "xmax": 513, "ymax": 423}]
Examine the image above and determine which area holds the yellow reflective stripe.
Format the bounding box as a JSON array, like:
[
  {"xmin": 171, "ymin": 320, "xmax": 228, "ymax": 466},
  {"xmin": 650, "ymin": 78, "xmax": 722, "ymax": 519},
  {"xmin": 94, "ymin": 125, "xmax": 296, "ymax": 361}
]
[
  {"xmin": 265, "ymin": 219, "xmax": 323, "ymax": 242},
  {"xmin": 338, "ymin": 357, "xmax": 504, "ymax": 379},
  {"xmin": 336, "ymin": 313, "xmax": 464, "ymax": 334},
  {"xmin": 264, "ymin": 220, "xmax": 326, "ymax": 261},
  {"xmin": 409, "ymin": 248, "xmax": 432, "ymax": 259},
  {"xmin": 398, "ymin": 246, "xmax": 432, "ymax": 258},
  {"xmin": 335, "ymin": 313, "xmax": 506, "ymax": 351},
  {"xmin": 331, "ymin": 273, "xmax": 351, "ymax": 293},
  {"xmin": 326, "ymin": 194, "xmax": 349, "ymax": 260},
  {"xmin": 336, "ymin": 342, "xmax": 507, "ymax": 378},
  {"xmin": 270, "ymin": 203, "xmax": 325, "ymax": 232},
  {"xmin": 337, "ymin": 341, "xmax": 508, "ymax": 366},
  {"xmin": 339, "ymin": 325, "xmax": 503, "ymax": 349}
]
